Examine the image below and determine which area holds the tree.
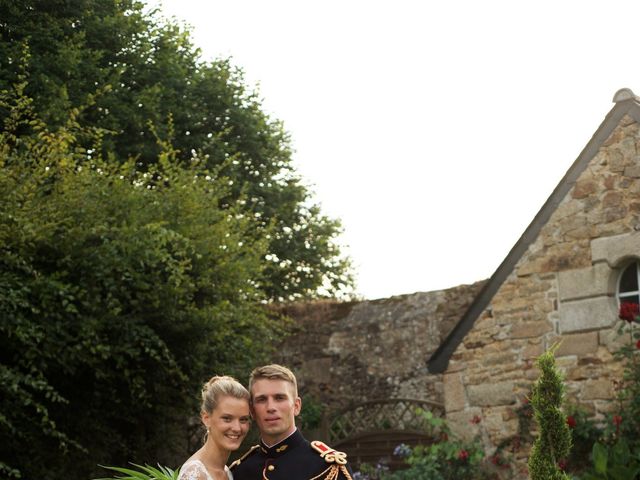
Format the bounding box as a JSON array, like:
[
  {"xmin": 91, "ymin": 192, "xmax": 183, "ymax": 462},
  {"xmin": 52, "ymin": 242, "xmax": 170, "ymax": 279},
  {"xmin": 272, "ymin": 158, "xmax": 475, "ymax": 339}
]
[
  {"xmin": 528, "ymin": 346, "xmax": 572, "ymax": 480},
  {"xmin": 0, "ymin": 80, "xmax": 283, "ymax": 479},
  {"xmin": 0, "ymin": 0, "xmax": 353, "ymax": 300}
]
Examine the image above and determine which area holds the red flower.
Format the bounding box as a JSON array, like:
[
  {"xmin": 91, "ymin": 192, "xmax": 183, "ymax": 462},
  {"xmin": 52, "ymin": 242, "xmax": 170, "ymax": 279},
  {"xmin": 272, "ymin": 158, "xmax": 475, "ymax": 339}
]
[
  {"xmin": 458, "ymin": 449, "xmax": 469, "ymax": 461},
  {"xmin": 618, "ymin": 302, "xmax": 639, "ymax": 323},
  {"xmin": 558, "ymin": 459, "xmax": 567, "ymax": 471},
  {"xmin": 636, "ymin": 339, "xmax": 640, "ymax": 350},
  {"xmin": 566, "ymin": 416, "xmax": 577, "ymax": 429},
  {"xmin": 470, "ymin": 415, "xmax": 481, "ymax": 424},
  {"xmin": 613, "ymin": 415, "xmax": 623, "ymax": 426}
]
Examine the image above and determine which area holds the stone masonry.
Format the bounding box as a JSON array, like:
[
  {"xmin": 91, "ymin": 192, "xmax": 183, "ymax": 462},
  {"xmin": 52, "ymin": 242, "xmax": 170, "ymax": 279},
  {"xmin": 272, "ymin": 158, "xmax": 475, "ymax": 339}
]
[
  {"xmin": 273, "ymin": 281, "xmax": 485, "ymax": 412},
  {"xmin": 444, "ymin": 115, "xmax": 640, "ymax": 475}
]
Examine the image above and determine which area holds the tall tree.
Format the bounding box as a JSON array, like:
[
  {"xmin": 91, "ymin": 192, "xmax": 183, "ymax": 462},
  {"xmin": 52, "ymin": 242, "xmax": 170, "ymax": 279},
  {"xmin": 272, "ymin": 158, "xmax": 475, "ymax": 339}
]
[
  {"xmin": 0, "ymin": 0, "xmax": 353, "ymax": 301},
  {"xmin": 0, "ymin": 80, "xmax": 283, "ymax": 479}
]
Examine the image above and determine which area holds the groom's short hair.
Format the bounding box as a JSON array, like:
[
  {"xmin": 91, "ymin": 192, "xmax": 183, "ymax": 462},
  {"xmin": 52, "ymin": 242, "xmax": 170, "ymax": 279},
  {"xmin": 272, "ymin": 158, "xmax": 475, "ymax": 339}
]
[{"xmin": 249, "ymin": 364, "xmax": 298, "ymax": 398}]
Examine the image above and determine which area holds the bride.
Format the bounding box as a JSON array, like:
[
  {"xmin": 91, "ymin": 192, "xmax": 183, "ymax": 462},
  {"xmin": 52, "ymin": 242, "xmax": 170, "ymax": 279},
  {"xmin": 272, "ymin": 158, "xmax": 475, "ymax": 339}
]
[{"xmin": 178, "ymin": 376, "xmax": 251, "ymax": 480}]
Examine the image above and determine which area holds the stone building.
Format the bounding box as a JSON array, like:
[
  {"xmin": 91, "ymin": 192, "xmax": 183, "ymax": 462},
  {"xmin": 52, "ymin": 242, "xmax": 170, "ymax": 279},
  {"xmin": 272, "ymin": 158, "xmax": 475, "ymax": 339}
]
[{"xmin": 274, "ymin": 88, "xmax": 640, "ymax": 475}]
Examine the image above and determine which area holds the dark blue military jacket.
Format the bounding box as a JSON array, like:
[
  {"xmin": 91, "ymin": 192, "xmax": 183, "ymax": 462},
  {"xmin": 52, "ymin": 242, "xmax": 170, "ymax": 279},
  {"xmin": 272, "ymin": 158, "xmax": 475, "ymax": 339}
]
[{"xmin": 230, "ymin": 429, "xmax": 353, "ymax": 480}]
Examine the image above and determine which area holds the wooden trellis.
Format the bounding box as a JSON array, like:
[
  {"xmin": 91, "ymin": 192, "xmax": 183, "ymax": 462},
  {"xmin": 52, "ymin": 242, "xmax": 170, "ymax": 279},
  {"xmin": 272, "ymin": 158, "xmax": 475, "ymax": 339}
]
[{"xmin": 328, "ymin": 398, "xmax": 444, "ymax": 444}]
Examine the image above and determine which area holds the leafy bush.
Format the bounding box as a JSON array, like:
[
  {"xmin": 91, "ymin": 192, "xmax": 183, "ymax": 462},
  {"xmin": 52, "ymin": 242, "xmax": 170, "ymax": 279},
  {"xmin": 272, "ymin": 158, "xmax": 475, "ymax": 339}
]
[
  {"xmin": 0, "ymin": 80, "xmax": 282, "ymax": 479},
  {"xmin": 579, "ymin": 439, "xmax": 640, "ymax": 480}
]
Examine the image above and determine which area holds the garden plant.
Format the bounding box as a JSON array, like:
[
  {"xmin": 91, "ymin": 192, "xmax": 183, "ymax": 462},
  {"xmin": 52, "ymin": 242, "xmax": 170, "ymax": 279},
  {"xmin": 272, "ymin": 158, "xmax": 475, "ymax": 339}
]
[
  {"xmin": 527, "ymin": 345, "xmax": 572, "ymax": 480},
  {"xmin": 573, "ymin": 302, "xmax": 640, "ymax": 480}
]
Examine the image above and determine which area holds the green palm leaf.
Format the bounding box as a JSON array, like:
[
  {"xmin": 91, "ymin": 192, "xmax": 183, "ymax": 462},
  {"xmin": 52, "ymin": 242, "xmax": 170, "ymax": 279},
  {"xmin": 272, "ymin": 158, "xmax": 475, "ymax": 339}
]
[{"xmin": 96, "ymin": 463, "xmax": 179, "ymax": 480}]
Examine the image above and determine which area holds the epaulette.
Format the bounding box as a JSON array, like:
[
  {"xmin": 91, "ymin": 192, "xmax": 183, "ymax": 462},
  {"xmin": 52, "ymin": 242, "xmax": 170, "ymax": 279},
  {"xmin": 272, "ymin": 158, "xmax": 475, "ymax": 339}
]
[
  {"xmin": 310, "ymin": 440, "xmax": 348, "ymax": 465},
  {"xmin": 229, "ymin": 444, "xmax": 260, "ymax": 469}
]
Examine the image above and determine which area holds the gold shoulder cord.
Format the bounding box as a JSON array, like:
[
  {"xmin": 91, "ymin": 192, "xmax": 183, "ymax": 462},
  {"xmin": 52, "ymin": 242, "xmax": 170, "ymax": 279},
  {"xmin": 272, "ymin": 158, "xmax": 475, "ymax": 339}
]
[
  {"xmin": 308, "ymin": 465, "xmax": 353, "ymax": 480},
  {"xmin": 308, "ymin": 441, "xmax": 353, "ymax": 480},
  {"xmin": 229, "ymin": 444, "xmax": 260, "ymax": 469}
]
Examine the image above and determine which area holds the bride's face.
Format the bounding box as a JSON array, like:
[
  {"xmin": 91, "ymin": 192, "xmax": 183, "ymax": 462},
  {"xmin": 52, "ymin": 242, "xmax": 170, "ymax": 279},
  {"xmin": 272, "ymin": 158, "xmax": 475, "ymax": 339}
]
[{"xmin": 203, "ymin": 395, "xmax": 251, "ymax": 452}]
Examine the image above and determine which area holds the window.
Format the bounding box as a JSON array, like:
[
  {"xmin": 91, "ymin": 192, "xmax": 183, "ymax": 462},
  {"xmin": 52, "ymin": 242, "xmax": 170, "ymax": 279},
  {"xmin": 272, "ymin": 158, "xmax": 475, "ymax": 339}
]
[{"xmin": 618, "ymin": 261, "xmax": 640, "ymax": 305}]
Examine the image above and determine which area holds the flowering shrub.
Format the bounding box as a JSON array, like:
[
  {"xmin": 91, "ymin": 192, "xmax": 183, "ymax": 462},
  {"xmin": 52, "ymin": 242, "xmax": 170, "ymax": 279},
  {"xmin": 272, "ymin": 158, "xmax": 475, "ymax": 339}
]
[
  {"xmin": 612, "ymin": 302, "xmax": 640, "ymax": 441},
  {"xmin": 572, "ymin": 302, "xmax": 640, "ymax": 479},
  {"xmin": 352, "ymin": 410, "xmax": 504, "ymax": 480},
  {"xmin": 562, "ymin": 405, "xmax": 602, "ymax": 474}
]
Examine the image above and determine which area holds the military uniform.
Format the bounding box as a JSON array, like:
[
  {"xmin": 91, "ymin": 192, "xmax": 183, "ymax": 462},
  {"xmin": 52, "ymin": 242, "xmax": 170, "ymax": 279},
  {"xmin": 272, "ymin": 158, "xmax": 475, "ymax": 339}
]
[{"xmin": 230, "ymin": 429, "xmax": 353, "ymax": 480}]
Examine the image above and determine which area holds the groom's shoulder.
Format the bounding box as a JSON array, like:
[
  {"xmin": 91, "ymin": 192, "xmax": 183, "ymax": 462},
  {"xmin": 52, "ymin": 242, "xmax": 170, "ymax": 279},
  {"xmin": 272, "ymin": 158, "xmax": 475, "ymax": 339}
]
[
  {"xmin": 229, "ymin": 444, "xmax": 261, "ymax": 471},
  {"xmin": 309, "ymin": 440, "xmax": 353, "ymax": 477},
  {"xmin": 309, "ymin": 440, "xmax": 350, "ymax": 467}
]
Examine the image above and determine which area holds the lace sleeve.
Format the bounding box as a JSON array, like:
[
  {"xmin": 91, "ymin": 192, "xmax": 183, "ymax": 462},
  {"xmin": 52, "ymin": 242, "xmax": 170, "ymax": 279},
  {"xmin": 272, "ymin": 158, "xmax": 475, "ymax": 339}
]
[{"xmin": 177, "ymin": 461, "xmax": 209, "ymax": 480}]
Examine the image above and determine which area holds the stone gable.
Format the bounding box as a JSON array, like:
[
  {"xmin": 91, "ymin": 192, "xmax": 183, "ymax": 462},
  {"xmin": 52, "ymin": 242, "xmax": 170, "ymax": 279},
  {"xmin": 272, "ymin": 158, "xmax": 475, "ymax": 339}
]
[{"xmin": 271, "ymin": 93, "xmax": 640, "ymax": 478}]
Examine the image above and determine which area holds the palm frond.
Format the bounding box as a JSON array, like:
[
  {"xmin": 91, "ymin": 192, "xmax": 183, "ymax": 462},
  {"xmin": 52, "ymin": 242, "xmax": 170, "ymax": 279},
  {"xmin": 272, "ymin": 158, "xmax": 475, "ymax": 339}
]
[{"xmin": 96, "ymin": 463, "xmax": 179, "ymax": 480}]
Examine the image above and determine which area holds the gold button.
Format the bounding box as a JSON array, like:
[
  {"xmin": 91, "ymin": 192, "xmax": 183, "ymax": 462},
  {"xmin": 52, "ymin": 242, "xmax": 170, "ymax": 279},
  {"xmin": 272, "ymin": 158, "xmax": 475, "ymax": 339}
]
[{"xmin": 267, "ymin": 465, "xmax": 275, "ymax": 471}]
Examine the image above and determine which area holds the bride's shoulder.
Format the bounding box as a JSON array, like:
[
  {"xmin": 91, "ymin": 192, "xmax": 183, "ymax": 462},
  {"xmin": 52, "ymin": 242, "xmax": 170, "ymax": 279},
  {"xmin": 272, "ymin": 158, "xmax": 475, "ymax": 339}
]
[{"xmin": 178, "ymin": 459, "xmax": 211, "ymax": 480}]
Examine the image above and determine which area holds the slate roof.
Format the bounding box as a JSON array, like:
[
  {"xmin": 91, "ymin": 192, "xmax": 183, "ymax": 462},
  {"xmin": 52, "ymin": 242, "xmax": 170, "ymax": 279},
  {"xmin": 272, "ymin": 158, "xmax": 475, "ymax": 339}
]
[{"xmin": 427, "ymin": 88, "xmax": 640, "ymax": 374}]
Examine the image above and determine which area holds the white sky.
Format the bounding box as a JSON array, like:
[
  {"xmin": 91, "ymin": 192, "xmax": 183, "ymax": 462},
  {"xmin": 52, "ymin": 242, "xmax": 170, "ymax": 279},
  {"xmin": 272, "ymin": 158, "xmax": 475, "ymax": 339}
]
[{"xmin": 147, "ymin": 0, "xmax": 640, "ymax": 300}]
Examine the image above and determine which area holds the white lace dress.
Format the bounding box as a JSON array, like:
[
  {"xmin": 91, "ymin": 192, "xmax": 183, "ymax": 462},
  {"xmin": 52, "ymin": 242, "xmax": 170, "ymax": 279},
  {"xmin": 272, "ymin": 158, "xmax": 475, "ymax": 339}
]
[{"xmin": 178, "ymin": 459, "xmax": 233, "ymax": 480}]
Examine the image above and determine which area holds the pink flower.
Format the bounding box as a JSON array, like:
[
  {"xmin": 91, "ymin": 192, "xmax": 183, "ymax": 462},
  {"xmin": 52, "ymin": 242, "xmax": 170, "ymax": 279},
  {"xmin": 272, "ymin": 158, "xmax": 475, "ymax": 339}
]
[
  {"xmin": 618, "ymin": 302, "xmax": 639, "ymax": 323},
  {"xmin": 636, "ymin": 339, "xmax": 640, "ymax": 350},
  {"xmin": 558, "ymin": 459, "xmax": 567, "ymax": 471},
  {"xmin": 458, "ymin": 450, "xmax": 469, "ymax": 461}
]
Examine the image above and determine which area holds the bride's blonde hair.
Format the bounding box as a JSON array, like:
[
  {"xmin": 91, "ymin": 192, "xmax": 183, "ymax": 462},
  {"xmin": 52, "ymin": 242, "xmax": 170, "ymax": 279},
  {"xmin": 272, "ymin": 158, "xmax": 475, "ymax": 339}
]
[{"xmin": 201, "ymin": 375, "xmax": 249, "ymax": 414}]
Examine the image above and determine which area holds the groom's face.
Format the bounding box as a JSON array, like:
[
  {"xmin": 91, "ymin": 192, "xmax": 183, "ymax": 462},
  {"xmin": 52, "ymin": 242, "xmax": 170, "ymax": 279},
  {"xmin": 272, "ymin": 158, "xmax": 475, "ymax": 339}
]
[{"xmin": 250, "ymin": 378, "xmax": 301, "ymax": 445}]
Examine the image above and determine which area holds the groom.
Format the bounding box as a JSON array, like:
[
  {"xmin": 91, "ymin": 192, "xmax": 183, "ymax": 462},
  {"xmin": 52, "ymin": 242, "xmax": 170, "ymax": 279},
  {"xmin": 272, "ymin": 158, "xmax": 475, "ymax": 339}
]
[{"xmin": 230, "ymin": 364, "xmax": 353, "ymax": 480}]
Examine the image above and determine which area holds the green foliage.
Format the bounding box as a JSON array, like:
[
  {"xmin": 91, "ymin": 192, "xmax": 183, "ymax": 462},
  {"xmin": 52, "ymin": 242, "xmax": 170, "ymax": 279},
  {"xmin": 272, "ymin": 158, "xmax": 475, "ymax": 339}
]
[
  {"xmin": 0, "ymin": 82, "xmax": 283, "ymax": 479},
  {"xmin": 575, "ymin": 305, "xmax": 640, "ymax": 479},
  {"xmin": 355, "ymin": 410, "xmax": 501, "ymax": 480},
  {"xmin": 611, "ymin": 308, "xmax": 640, "ymax": 441},
  {"xmin": 297, "ymin": 395, "xmax": 325, "ymax": 432},
  {"xmin": 564, "ymin": 405, "xmax": 603, "ymax": 474},
  {"xmin": 580, "ymin": 440, "xmax": 640, "ymax": 480},
  {"xmin": 0, "ymin": 0, "xmax": 353, "ymax": 301},
  {"xmin": 527, "ymin": 346, "xmax": 573, "ymax": 480},
  {"xmin": 97, "ymin": 464, "xmax": 179, "ymax": 480}
]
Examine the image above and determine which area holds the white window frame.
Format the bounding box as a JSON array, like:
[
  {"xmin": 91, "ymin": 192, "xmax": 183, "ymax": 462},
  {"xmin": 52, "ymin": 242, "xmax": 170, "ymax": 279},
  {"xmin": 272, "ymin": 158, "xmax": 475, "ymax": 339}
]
[{"xmin": 617, "ymin": 260, "xmax": 640, "ymax": 305}]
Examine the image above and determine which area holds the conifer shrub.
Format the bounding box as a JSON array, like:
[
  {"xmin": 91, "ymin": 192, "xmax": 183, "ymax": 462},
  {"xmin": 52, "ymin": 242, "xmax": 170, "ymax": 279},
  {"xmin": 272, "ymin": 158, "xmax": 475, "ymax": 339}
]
[{"xmin": 527, "ymin": 345, "xmax": 572, "ymax": 480}]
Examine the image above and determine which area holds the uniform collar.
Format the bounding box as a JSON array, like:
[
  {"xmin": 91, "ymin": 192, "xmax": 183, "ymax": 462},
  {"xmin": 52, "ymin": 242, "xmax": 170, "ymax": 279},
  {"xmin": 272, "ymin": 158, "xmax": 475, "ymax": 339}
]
[{"xmin": 260, "ymin": 429, "xmax": 305, "ymax": 458}]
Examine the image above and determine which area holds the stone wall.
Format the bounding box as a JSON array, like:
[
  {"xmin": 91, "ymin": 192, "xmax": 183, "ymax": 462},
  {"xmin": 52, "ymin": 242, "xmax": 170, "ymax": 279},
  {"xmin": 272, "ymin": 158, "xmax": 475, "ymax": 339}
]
[
  {"xmin": 444, "ymin": 116, "xmax": 640, "ymax": 475},
  {"xmin": 273, "ymin": 281, "xmax": 486, "ymax": 413}
]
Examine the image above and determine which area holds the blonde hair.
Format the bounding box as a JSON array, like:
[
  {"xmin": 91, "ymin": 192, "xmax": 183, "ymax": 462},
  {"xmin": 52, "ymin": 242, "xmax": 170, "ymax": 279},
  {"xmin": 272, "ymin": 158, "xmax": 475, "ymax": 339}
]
[
  {"xmin": 249, "ymin": 364, "xmax": 298, "ymax": 398},
  {"xmin": 201, "ymin": 375, "xmax": 250, "ymax": 414}
]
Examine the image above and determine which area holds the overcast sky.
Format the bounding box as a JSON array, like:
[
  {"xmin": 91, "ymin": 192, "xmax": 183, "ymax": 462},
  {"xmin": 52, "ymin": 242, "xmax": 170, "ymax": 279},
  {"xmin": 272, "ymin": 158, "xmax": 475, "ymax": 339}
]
[{"xmin": 146, "ymin": 0, "xmax": 640, "ymax": 300}]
